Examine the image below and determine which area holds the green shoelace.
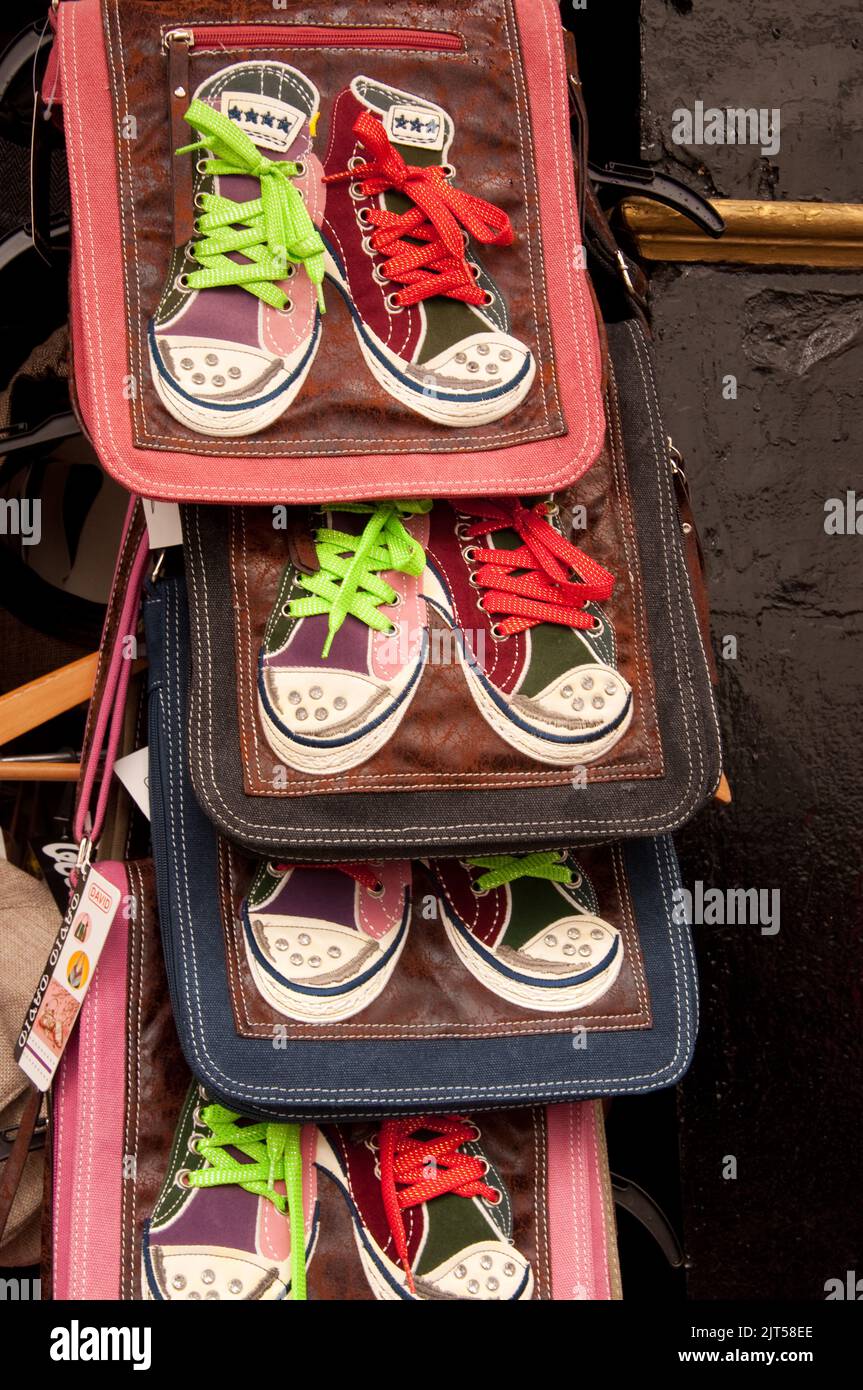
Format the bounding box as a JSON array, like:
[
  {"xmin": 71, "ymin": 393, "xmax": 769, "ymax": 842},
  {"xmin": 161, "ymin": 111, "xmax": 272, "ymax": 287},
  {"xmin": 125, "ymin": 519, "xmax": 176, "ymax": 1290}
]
[
  {"xmin": 289, "ymin": 500, "xmax": 432, "ymax": 659},
  {"xmin": 187, "ymin": 1103, "xmax": 307, "ymax": 1300},
  {"xmin": 467, "ymin": 851, "xmax": 573, "ymax": 894},
  {"xmin": 178, "ymin": 99, "xmax": 326, "ymax": 311}
]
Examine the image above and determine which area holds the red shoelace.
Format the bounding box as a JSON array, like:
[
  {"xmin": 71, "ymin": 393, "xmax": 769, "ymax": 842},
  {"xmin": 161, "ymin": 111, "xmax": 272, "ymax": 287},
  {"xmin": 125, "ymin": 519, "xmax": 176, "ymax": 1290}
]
[
  {"xmin": 379, "ymin": 1116, "xmax": 499, "ymax": 1295},
  {"xmin": 325, "ymin": 110, "xmax": 514, "ymax": 308},
  {"xmin": 273, "ymin": 862, "xmax": 382, "ymax": 892},
  {"xmin": 454, "ymin": 499, "xmax": 616, "ymax": 636}
]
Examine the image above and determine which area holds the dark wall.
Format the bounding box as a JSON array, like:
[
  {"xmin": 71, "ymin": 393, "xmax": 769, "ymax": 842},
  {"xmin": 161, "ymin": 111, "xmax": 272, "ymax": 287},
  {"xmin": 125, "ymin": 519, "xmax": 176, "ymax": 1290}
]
[{"xmin": 642, "ymin": 1, "xmax": 863, "ymax": 1299}]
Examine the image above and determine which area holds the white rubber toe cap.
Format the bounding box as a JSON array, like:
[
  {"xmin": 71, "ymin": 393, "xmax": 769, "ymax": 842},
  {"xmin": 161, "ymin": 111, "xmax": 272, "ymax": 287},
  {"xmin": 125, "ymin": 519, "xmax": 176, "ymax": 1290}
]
[
  {"xmin": 522, "ymin": 663, "xmax": 632, "ymax": 736},
  {"xmin": 249, "ymin": 916, "xmax": 376, "ymax": 985},
  {"xmin": 156, "ymin": 336, "xmax": 285, "ymax": 402},
  {"xmin": 148, "ymin": 1247, "xmax": 285, "ymax": 1301},
  {"xmin": 519, "ymin": 915, "xmax": 620, "ymax": 973},
  {"xmin": 420, "ymin": 331, "xmax": 533, "ymax": 394},
  {"xmin": 262, "ymin": 667, "xmax": 387, "ymax": 740},
  {"xmin": 417, "ymin": 1241, "xmax": 533, "ymax": 1300}
]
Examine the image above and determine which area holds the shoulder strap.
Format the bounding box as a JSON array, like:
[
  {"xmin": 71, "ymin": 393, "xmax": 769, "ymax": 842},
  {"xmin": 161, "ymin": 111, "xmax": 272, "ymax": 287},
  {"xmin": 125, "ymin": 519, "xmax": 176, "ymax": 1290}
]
[{"xmin": 73, "ymin": 499, "xmax": 151, "ymax": 862}]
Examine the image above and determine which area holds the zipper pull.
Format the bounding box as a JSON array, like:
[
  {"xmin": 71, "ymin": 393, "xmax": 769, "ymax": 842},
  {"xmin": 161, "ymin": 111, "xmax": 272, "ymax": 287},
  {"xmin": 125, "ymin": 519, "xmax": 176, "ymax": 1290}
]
[
  {"xmin": 165, "ymin": 29, "xmax": 195, "ymax": 248},
  {"xmin": 668, "ymin": 437, "xmax": 719, "ymax": 686}
]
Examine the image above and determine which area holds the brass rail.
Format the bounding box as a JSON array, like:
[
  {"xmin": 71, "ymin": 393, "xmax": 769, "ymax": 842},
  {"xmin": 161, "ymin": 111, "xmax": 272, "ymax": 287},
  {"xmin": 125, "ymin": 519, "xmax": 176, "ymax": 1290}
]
[{"xmin": 619, "ymin": 199, "xmax": 863, "ymax": 268}]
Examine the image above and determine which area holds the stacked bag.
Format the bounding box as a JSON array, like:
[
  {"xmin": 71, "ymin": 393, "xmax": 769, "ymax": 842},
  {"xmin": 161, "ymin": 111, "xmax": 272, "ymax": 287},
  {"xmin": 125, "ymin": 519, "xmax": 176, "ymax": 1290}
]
[{"xmin": 45, "ymin": 0, "xmax": 721, "ymax": 1300}]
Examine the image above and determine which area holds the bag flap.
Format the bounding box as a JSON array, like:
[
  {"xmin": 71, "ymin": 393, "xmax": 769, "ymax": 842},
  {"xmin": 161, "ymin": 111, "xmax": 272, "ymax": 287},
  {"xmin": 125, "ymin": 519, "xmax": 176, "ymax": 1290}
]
[{"xmin": 59, "ymin": 0, "xmax": 604, "ymax": 502}]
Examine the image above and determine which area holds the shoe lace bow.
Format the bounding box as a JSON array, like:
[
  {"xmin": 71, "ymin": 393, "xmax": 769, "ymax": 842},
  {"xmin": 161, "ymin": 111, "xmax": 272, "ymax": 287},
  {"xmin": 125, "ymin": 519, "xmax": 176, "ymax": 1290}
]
[
  {"xmin": 455, "ymin": 498, "xmax": 615, "ymax": 635},
  {"xmin": 325, "ymin": 110, "xmax": 514, "ymax": 308},
  {"xmin": 178, "ymin": 99, "xmax": 326, "ymax": 311}
]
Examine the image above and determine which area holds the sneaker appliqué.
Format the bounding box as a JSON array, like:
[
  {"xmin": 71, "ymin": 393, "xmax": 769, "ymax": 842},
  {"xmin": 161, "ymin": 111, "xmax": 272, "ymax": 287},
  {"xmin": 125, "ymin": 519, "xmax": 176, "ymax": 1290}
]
[
  {"xmin": 142, "ymin": 1087, "xmax": 317, "ymax": 1301},
  {"xmin": 149, "ymin": 61, "xmax": 326, "ymax": 437},
  {"xmin": 429, "ymin": 851, "xmax": 624, "ymax": 1012},
  {"xmin": 321, "ymin": 77, "xmax": 535, "ymax": 427},
  {"xmin": 423, "ymin": 498, "xmax": 634, "ymax": 764},
  {"xmin": 241, "ymin": 860, "xmax": 412, "ymax": 1024},
  {"xmin": 258, "ymin": 500, "xmax": 431, "ymax": 773}
]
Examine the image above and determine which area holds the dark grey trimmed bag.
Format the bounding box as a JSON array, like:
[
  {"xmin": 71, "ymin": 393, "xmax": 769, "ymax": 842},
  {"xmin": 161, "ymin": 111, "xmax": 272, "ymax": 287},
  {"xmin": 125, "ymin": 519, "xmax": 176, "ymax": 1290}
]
[{"xmin": 178, "ymin": 319, "xmax": 721, "ymax": 861}]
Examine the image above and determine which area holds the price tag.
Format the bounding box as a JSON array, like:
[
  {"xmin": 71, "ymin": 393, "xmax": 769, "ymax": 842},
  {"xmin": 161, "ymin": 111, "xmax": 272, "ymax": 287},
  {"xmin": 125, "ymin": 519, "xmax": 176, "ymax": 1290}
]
[{"xmin": 16, "ymin": 864, "xmax": 124, "ymax": 1091}]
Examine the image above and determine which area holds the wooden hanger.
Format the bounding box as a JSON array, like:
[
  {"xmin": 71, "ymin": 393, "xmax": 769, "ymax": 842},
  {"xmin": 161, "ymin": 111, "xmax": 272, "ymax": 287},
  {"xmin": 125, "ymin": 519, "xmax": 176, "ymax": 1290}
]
[{"xmin": 0, "ymin": 652, "xmax": 98, "ymax": 781}]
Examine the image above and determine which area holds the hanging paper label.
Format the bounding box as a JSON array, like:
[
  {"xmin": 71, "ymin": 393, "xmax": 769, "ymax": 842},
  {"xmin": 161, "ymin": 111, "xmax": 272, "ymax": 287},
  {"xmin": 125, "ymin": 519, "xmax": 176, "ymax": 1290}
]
[{"xmin": 16, "ymin": 864, "xmax": 124, "ymax": 1091}]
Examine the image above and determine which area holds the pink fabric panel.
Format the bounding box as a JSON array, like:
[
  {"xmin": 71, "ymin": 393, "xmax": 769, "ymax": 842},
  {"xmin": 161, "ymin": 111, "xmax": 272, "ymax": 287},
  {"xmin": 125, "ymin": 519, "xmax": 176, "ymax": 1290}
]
[
  {"xmin": 52, "ymin": 863, "xmax": 131, "ymax": 1300},
  {"xmin": 546, "ymin": 1101, "xmax": 615, "ymax": 1301},
  {"xmin": 60, "ymin": 0, "xmax": 603, "ymax": 504}
]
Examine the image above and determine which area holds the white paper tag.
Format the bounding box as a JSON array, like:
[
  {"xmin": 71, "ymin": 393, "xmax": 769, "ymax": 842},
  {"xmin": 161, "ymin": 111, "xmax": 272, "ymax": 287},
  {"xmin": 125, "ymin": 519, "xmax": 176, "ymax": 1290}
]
[
  {"xmin": 144, "ymin": 499, "xmax": 183, "ymax": 550},
  {"xmin": 384, "ymin": 103, "xmax": 446, "ymax": 151},
  {"xmin": 114, "ymin": 746, "xmax": 151, "ymax": 821},
  {"xmin": 221, "ymin": 91, "xmax": 305, "ymax": 153},
  {"xmin": 17, "ymin": 865, "xmax": 124, "ymax": 1091}
]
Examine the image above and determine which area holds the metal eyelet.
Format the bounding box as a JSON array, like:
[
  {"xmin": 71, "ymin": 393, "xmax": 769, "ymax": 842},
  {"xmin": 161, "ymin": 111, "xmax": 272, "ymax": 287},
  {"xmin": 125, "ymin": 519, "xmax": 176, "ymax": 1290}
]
[
  {"xmin": 441, "ymin": 162, "xmax": 457, "ymax": 179},
  {"xmin": 356, "ymin": 206, "xmax": 373, "ymax": 228},
  {"xmin": 349, "ymin": 181, "xmax": 366, "ymax": 200},
  {"xmin": 456, "ymin": 522, "xmax": 473, "ymax": 541},
  {"xmin": 193, "ymin": 192, "xmax": 206, "ymax": 210},
  {"xmin": 367, "ymin": 881, "xmax": 385, "ymax": 898},
  {"xmin": 281, "ymin": 298, "xmax": 294, "ymax": 315},
  {"xmin": 469, "ymin": 262, "xmax": 481, "ymax": 280},
  {"xmin": 476, "ymin": 596, "xmax": 486, "ymax": 613},
  {"xmin": 360, "ymin": 235, "xmax": 375, "ymax": 256},
  {"xmin": 482, "ymin": 290, "xmax": 494, "ymax": 307},
  {"xmin": 195, "ymin": 159, "xmax": 209, "ymax": 175},
  {"xmin": 471, "ymin": 883, "xmax": 490, "ymax": 897},
  {"xmin": 385, "ymin": 292, "xmax": 405, "ymax": 314},
  {"xmin": 174, "ymin": 1168, "xmax": 192, "ymax": 1189},
  {"xmin": 293, "ymin": 160, "xmax": 307, "ymax": 178},
  {"xmin": 191, "ymin": 1104, "xmax": 205, "ymax": 1126},
  {"xmin": 187, "ymin": 1134, "xmax": 202, "ymax": 1156},
  {"xmin": 348, "ymin": 155, "xmax": 365, "ymax": 171},
  {"xmin": 372, "ymin": 264, "xmax": 389, "ymax": 286},
  {"xmin": 388, "ymin": 592, "xmax": 403, "ymax": 608},
  {"xmin": 174, "ymin": 274, "xmax": 191, "ymax": 293},
  {"xmin": 591, "ymin": 616, "xmax": 604, "ymax": 635},
  {"xmin": 488, "ymin": 1187, "xmax": 503, "ymax": 1206},
  {"xmin": 489, "ymin": 622, "xmax": 506, "ymax": 641},
  {"xmin": 570, "ymin": 872, "xmax": 583, "ymax": 888},
  {"xmin": 468, "ymin": 570, "xmax": 483, "ymax": 589},
  {"xmin": 285, "ymin": 264, "xmax": 296, "ymax": 278}
]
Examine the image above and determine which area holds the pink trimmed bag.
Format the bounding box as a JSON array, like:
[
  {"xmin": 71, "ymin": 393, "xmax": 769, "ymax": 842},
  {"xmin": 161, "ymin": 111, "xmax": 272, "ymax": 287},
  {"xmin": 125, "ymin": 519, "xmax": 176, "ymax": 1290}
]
[{"xmin": 46, "ymin": 0, "xmax": 604, "ymax": 504}]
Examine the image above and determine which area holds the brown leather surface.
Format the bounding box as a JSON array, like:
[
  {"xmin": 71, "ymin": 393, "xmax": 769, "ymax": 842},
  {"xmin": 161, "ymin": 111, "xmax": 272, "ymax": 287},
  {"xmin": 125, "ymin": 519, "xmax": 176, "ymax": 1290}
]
[
  {"xmin": 105, "ymin": 0, "xmax": 566, "ymax": 458},
  {"xmin": 230, "ymin": 359, "xmax": 663, "ymax": 796},
  {"xmin": 221, "ymin": 846, "xmax": 652, "ymax": 1041},
  {"xmin": 309, "ymin": 1108, "xmax": 552, "ymax": 1300},
  {"xmin": 119, "ymin": 860, "xmax": 190, "ymax": 1300}
]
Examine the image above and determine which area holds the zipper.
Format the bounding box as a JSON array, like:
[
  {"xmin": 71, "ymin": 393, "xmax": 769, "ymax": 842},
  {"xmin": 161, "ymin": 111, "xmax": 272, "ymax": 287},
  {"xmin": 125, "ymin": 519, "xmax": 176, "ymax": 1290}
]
[
  {"xmin": 165, "ymin": 24, "xmax": 463, "ymax": 245},
  {"xmin": 163, "ymin": 25, "xmax": 464, "ymax": 54},
  {"xmin": 668, "ymin": 438, "xmax": 719, "ymax": 685}
]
